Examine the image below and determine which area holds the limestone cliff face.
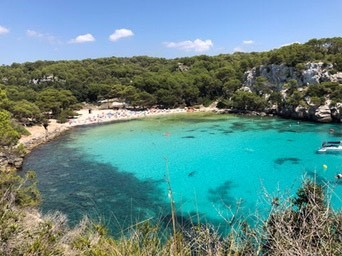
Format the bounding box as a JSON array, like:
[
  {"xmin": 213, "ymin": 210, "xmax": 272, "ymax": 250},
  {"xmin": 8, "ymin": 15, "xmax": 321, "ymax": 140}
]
[
  {"xmin": 245, "ymin": 64, "xmax": 298, "ymax": 89},
  {"xmin": 278, "ymin": 104, "xmax": 342, "ymax": 123},
  {"xmin": 244, "ymin": 62, "xmax": 342, "ymax": 122},
  {"xmin": 245, "ymin": 62, "xmax": 342, "ymax": 88}
]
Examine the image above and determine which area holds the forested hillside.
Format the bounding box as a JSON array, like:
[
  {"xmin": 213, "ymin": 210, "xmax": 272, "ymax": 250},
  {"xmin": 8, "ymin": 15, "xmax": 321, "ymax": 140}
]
[{"xmin": 0, "ymin": 37, "xmax": 341, "ymax": 130}]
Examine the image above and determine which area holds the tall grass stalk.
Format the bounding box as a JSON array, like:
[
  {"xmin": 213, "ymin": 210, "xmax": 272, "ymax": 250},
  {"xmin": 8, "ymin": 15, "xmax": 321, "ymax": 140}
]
[{"xmin": 164, "ymin": 156, "xmax": 178, "ymax": 252}]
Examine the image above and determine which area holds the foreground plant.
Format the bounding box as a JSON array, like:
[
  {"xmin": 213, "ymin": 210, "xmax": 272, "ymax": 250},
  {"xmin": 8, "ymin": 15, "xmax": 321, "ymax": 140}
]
[
  {"xmin": 0, "ymin": 170, "xmax": 340, "ymax": 255},
  {"xmin": 262, "ymin": 179, "xmax": 342, "ymax": 255}
]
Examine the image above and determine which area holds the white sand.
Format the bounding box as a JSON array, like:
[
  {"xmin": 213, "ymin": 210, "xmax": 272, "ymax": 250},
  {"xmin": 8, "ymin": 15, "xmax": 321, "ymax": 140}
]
[
  {"xmin": 68, "ymin": 108, "xmax": 187, "ymax": 126},
  {"xmin": 19, "ymin": 107, "xmax": 192, "ymax": 150}
]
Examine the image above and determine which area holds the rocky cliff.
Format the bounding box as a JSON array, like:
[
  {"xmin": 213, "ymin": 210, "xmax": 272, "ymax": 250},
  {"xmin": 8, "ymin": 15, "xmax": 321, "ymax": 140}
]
[
  {"xmin": 243, "ymin": 62, "xmax": 342, "ymax": 122},
  {"xmin": 0, "ymin": 148, "xmax": 25, "ymax": 171},
  {"xmin": 245, "ymin": 62, "xmax": 342, "ymax": 88},
  {"xmin": 277, "ymin": 103, "xmax": 342, "ymax": 123}
]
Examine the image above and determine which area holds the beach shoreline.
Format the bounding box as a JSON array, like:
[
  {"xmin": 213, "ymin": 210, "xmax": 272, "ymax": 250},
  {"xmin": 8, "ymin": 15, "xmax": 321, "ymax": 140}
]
[{"xmin": 19, "ymin": 107, "xmax": 216, "ymax": 151}]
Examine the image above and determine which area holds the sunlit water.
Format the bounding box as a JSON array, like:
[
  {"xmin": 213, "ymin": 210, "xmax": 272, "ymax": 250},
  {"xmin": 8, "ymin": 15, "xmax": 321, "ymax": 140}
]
[{"xmin": 22, "ymin": 113, "xmax": 342, "ymax": 234}]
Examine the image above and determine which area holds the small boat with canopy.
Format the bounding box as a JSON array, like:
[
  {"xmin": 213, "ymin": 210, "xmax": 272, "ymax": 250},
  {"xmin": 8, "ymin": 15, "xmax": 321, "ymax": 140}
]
[{"xmin": 317, "ymin": 141, "xmax": 342, "ymax": 153}]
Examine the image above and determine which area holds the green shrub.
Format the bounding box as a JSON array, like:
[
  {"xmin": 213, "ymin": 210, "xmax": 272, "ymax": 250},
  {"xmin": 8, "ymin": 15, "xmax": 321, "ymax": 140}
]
[
  {"xmin": 262, "ymin": 179, "xmax": 341, "ymax": 255},
  {"xmin": 0, "ymin": 110, "xmax": 20, "ymax": 147}
]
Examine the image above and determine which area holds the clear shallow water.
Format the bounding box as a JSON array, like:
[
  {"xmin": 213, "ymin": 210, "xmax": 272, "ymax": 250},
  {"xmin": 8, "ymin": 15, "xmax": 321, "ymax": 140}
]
[{"xmin": 22, "ymin": 113, "xmax": 342, "ymax": 234}]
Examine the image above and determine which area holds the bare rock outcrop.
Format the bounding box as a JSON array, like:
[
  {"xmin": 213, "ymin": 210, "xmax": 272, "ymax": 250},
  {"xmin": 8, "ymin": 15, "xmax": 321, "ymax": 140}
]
[
  {"xmin": 314, "ymin": 105, "xmax": 333, "ymax": 122},
  {"xmin": 0, "ymin": 149, "xmax": 25, "ymax": 171},
  {"xmin": 244, "ymin": 62, "xmax": 342, "ymax": 88},
  {"xmin": 245, "ymin": 64, "xmax": 298, "ymax": 88}
]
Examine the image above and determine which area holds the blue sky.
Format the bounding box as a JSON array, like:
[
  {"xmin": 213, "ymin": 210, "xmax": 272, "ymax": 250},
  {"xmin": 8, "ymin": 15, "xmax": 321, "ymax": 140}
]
[{"xmin": 0, "ymin": 0, "xmax": 341, "ymax": 65}]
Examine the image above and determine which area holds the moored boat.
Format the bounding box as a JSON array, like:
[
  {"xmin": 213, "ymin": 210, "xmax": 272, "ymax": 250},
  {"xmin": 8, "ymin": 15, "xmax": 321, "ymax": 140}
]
[{"xmin": 317, "ymin": 141, "xmax": 342, "ymax": 153}]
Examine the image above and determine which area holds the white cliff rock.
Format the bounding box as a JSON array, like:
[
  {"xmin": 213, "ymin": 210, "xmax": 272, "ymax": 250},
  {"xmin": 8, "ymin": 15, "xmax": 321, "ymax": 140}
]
[
  {"xmin": 314, "ymin": 105, "xmax": 332, "ymax": 122},
  {"xmin": 244, "ymin": 62, "xmax": 342, "ymax": 88},
  {"xmin": 331, "ymin": 72, "xmax": 342, "ymax": 83},
  {"xmin": 302, "ymin": 62, "xmax": 334, "ymax": 85},
  {"xmin": 239, "ymin": 86, "xmax": 252, "ymax": 93},
  {"xmin": 245, "ymin": 64, "xmax": 299, "ymax": 88}
]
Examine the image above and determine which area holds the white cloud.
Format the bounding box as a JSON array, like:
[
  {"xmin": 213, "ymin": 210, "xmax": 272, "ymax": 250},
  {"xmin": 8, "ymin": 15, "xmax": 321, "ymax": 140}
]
[
  {"xmin": 243, "ymin": 40, "xmax": 254, "ymax": 45},
  {"xmin": 69, "ymin": 33, "xmax": 95, "ymax": 44},
  {"xmin": 26, "ymin": 29, "xmax": 41, "ymax": 37},
  {"xmin": 164, "ymin": 39, "xmax": 213, "ymax": 52},
  {"xmin": 26, "ymin": 29, "xmax": 60, "ymax": 44},
  {"xmin": 0, "ymin": 25, "xmax": 9, "ymax": 35},
  {"xmin": 109, "ymin": 29, "xmax": 134, "ymax": 42}
]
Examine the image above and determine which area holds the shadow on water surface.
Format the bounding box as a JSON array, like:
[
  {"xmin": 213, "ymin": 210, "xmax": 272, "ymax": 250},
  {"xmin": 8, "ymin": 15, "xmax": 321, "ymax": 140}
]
[
  {"xmin": 222, "ymin": 130, "xmax": 234, "ymax": 134},
  {"xmin": 181, "ymin": 135, "xmax": 196, "ymax": 139},
  {"xmin": 274, "ymin": 157, "xmax": 301, "ymax": 165},
  {"xmin": 187, "ymin": 171, "xmax": 197, "ymax": 177},
  {"xmin": 22, "ymin": 141, "xmax": 169, "ymax": 235},
  {"xmin": 230, "ymin": 122, "xmax": 248, "ymax": 131},
  {"xmin": 230, "ymin": 120, "xmax": 274, "ymax": 132},
  {"xmin": 208, "ymin": 180, "xmax": 237, "ymax": 208}
]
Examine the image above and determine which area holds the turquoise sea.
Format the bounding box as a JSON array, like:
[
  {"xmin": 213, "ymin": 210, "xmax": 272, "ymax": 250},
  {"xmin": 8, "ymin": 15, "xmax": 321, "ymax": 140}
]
[{"xmin": 22, "ymin": 113, "xmax": 342, "ymax": 234}]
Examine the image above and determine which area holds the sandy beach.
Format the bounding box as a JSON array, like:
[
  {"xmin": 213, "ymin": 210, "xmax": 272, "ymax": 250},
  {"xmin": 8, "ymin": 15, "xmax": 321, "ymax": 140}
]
[{"xmin": 19, "ymin": 107, "xmax": 192, "ymax": 150}]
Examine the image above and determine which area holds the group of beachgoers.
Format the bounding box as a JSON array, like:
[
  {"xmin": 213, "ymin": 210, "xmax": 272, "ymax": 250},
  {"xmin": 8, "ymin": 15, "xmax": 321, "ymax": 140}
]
[{"xmin": 68, "ymin": 108, "xmax": 187, "ymax": 126}]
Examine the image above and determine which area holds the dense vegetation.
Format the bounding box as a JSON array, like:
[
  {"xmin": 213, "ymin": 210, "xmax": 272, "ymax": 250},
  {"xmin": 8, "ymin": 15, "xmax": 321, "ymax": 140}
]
[
  {"xmin": 0, "ymin": 37, "xmax": 341, "ymax": 128},
  {"xmin": 0, "ymin": 171, "xmax": 340, "ymax": 255}
]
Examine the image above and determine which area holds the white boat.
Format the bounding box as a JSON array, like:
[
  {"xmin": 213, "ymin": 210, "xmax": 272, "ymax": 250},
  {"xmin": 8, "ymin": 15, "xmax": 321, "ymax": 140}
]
[{"xmin": 317, "ymin": 141, "xmax": 342, "ymax": 153}]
